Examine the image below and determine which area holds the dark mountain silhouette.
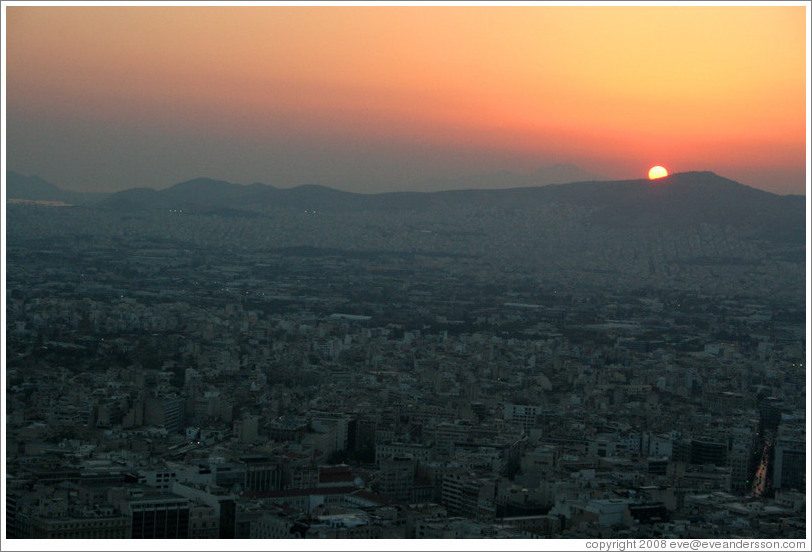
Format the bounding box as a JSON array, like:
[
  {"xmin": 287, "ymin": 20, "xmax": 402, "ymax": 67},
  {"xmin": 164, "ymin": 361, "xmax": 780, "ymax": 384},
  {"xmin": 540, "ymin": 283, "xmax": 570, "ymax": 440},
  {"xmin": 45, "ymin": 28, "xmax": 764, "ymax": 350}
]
[
  {"xmin": 6, "ymin": 171, "xmax": 109, "ymax": 205},
  {"xmin": 97, "ymin": 171, "xmax": 804, "ymax": 243},
  {"xmin": 99, "ymin": 177, "xmax": 366, "ymax": 212},
  {"xmin": 535, "ymin": 171, "xmax": 805, "ymax": 235}
]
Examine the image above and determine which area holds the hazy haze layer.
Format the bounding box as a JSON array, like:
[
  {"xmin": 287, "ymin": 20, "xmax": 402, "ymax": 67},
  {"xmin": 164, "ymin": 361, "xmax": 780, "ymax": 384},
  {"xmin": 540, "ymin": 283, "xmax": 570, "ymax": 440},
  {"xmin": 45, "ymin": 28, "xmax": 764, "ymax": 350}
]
[{"xmin": 5, "ymin": 5, "xmax": 808, "ymax": 194}]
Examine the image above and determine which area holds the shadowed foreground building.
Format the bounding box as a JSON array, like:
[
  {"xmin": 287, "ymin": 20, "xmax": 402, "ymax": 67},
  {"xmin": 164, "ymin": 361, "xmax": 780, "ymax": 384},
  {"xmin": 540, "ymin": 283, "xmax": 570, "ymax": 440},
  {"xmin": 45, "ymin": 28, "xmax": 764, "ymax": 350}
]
[
  {"xmin": 5, "ymin": 492, "xmax": 130, "ymax": 539},
  {"xmin": 124, "ymin": 494, "xmax": 190, "ymax": 539}
]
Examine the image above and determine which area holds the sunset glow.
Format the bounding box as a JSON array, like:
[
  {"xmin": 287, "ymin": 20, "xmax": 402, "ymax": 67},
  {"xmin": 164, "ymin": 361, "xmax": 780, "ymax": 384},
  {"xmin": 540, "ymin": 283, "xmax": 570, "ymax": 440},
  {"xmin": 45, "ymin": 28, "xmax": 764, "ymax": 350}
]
[
  {"xmin": 648, "ymin": 166, "xmax": 669, "ymax": 180},
  {"xmin": 4, "ymin": 5, "xmax": 808, "ymax": 194},
  {"xmin": 2, "ymin": 8, "xmax": 809, "ymax": 542}
]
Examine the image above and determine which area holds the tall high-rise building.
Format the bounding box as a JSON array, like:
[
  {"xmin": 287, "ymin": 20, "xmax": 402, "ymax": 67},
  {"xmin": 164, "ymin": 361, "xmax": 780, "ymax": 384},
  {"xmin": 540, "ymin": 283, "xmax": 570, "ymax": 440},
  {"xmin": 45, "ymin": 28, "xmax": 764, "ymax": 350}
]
[
  {"xmin": 125, "ymin": 493, "xmax": 190, "ymax": 539},
  {"xmin": 379, "ymin": 455, "xmax": 416, "ymax": 502},
  {"xmin": 773, "ymin": 426, "xmax": 805, "ymax": 491}
]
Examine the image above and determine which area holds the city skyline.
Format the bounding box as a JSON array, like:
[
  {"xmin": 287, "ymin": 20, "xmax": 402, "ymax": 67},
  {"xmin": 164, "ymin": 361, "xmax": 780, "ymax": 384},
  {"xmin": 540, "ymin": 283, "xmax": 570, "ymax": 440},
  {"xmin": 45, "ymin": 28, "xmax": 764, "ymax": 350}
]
[{"xmin": 4, "ymin": 3, "xmax": 809, "ymax": 195}]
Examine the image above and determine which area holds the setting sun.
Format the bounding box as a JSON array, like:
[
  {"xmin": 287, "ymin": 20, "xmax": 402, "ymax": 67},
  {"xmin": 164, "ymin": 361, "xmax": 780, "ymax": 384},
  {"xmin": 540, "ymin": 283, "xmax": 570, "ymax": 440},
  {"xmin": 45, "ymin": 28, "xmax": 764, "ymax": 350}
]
[{"xmin": 648, "ymin": 166, "xmax": 669, "ymax": 179}]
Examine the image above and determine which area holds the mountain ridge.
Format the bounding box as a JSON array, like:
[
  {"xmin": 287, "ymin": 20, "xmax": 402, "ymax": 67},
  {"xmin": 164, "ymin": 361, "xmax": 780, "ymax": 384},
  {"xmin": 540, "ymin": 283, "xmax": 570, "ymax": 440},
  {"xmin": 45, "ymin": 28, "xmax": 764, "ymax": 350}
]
[
  {"xmin": 6, "ymin": 171, "xmax": 110, "ymax": 205},
  {"xmin": 88, "ymin": 170, "xmax": 805, "ymax": 244},
  {"xmin": 6, "ymin": 169, "xmax": 805, "ymax": 244}
]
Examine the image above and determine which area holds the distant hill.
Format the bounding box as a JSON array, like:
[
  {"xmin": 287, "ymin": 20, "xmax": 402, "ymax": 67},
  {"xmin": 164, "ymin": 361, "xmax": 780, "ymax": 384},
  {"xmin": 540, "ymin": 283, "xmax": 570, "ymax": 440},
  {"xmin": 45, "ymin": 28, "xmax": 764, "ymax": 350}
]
[
  {"xmin": 526, "ymin": 171, "xmax": 805, "ymax": 238},
  {"xmin": 97, "ymin": 171, "xmax": 805, "ymax": 244},
  {"xmin": 6, "ymin": 171, "xmax": 109, "ymax": 205},
  {"xmin": 99, "ymin": 177, "xmax": 366, "ymax": 213}
]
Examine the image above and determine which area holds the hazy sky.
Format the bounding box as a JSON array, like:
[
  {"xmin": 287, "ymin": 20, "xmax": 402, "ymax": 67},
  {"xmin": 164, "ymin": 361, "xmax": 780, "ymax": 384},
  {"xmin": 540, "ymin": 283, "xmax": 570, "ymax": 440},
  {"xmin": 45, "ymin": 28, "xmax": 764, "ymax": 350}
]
[{"xmin": 4, "ymin": 3, "xmax": 809, "ymax": 194}]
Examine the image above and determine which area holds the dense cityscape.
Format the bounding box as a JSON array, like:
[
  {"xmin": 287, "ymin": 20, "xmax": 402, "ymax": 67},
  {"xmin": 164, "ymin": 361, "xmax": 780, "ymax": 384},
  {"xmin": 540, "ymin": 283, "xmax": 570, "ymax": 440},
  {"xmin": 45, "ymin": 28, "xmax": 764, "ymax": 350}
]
[
  {"xmin": 4, "ymin": 3, "xmax": 808, "ymax": 548},
  {"xmin": 4, "ymin": 176, "xmax": 807, "ymax": 540}
]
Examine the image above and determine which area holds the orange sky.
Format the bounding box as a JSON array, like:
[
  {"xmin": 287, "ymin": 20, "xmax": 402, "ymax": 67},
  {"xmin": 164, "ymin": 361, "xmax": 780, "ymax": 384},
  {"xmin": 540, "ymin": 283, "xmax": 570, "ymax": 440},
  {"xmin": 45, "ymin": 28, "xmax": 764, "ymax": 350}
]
[{"xmin": 4, "ymin": 5, "xmax": 808, "ymax": 193}]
